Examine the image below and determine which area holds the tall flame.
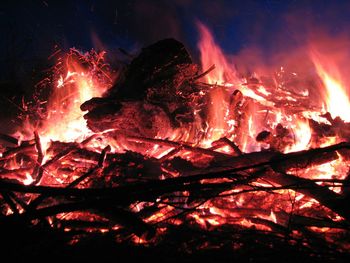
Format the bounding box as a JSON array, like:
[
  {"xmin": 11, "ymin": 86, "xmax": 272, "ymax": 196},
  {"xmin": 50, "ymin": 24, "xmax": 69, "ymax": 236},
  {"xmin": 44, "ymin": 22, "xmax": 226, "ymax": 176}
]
[
  {"xmin": 311, "ymin": 50, "xmax": 350, "ymax": 122},
  {"xmin": 197, "ymin": 22, "xmax": 237, "ymax": 84},
  {"xmin": 37, "ymin": 49, "xmax": 112, "ymax": 150},
  {"xmin": 197, "ymin": 22, "xmax": 239, "ymax": 142}
]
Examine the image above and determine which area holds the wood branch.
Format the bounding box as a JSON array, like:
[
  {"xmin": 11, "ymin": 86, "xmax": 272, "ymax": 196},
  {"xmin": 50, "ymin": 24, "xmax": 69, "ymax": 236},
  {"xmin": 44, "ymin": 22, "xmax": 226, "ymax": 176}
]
[
  {"xmin": 2, "ymin": 143, "xmax": 35, "ymax": 159},
  {"xmin": 207, "ymin": 142, "xmax": 346, "ymax": 175},
  {"xmin": 209, "ymin": 139, "xmax": 227, "ymax": 151},
  {"xmin": 1, "ymin": 191, "xmax": 19, "ymax": 214},
  {"xmin": 159, "ymin": 146, "xmax": 182, "ymax": 161},
  {"xmin": 207, "ymin": 207, "xmax": 349, "ymax": 229},
  {"xmin": 4, "ymin": 174, "xmax": 347, "ymax": 233},
  {"xmin": 247, "ymin": 217, "xmax": 288, "ymax": 233},
  {"xmin": 264, "ymin": 171, "xmax": 350, "ymax": 221},
  {"xmin": 0, "ymin": 176, "xmax": 241, "ymax": 204},
  {"xmin": 6, "ymin": 191, "xmax": 28, "ymax": 211},
  {"xmin": 27, "ymin": 145, "xmax": 111, "ymax": 210},
  {"xmin": 32, "ymin": 131, "xmax": 44, "ymax": 184},
  {"xmin": 192, "ymin": 64, "xmax": 215, "ymax": 81},
  {"xmin": 95, "ymin": 207, "xmax": 155, "ymax": 238},
  {"xmin": 126, "ymin": 135, "xmax": 232, "ymax": 160},
  {"xmin": 97, "ymin": 145, "xmax": 111, "ymax": 167},
  {"xmin": 0, "ymin": 141, "xmax": 348, "ymax": 202},
  {"xmin": 0, "ymin": 144, "xmax": 348, "ymax": 211},
  {"xmin": 1, "ymin": 159, "xmax": 349, "ymax": 254},
  {"xmin": 0, "ymin": 168, "xmax": 30, "ymax": 177},
  {"xmin": 2, "ymin": 198, "xmax": 155, "ymax": 239},
  {"xmin": 42, "ymin": 134, "xmax": 97, "ymax": 169},
  {"xmin": 278, "ymin": 211, "xmax": 349, "ymax": 229},
  {"xmin": 215, "ymin": 137, "xmax": 242, "ymax": 155},
  {"xmin": 0, "ymin": 133, "xmax": 18, "ymax": 145},
  {"xmin": 57, "ymin": 219, "xmax": 112, "ymax": 229},
  {"xmin": 68, "ymin": 145, "xmax": 111, "ymax": 188}
]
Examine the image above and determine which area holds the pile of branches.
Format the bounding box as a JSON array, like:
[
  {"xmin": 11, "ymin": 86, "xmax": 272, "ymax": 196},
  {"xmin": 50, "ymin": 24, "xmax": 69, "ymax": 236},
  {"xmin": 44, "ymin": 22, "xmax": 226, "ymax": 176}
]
[
  {"xmin": 0, "ymin": 131, "xmax": 350, "ymax": 262},
  {"xmin": 0, "ymin": 38, "xmax": 350, "ymax": 261}
]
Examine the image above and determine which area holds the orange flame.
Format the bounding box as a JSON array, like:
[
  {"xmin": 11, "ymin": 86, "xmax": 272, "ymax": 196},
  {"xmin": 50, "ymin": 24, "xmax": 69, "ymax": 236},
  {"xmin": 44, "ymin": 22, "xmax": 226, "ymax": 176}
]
[
  {"xmin": 197, "ymin": 22, "xmax": 236, "ymax": 142},
  {"xmin": 37, "ymin": 49, "xmax": 113, "ymax": 151},
  {"xmin": 197, "ymin": 22, "xmax": 238, "ymax": 84},
  {"xmin": 311, "ymin": 50, "xmax": 350, "ymax": 122}
]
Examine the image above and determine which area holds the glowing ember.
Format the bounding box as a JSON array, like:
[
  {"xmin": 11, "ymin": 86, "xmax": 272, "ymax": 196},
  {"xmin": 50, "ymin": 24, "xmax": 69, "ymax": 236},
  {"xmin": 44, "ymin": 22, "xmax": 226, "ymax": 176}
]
[
  {"xmin": 23, "ymin": 172, "xmax": 34, "ymax": 185},
  {"xmin": 284, "ymin": 118, "xmax": 311, "ymax": 153}
]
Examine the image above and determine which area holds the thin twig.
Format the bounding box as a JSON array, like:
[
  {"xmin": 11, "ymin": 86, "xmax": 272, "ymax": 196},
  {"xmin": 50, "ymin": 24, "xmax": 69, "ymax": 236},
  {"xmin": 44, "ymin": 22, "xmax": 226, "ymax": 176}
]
[
  {"xmin": 1, "ymin": 191, "xmax": 19, "ymax": 214},
  {"xmin": 126, "ymin": 135, "xmax": 232, "ymax": 159},
  {"xmin": 32, "ymin": 131, "xmax": 44, "ymax": 184},
  {"xmin": 192, "ymin": 64, "xmax": 216, "ymax": 81},
  {"xmin": 0, "ymin": 133, "xmax": 18, "ymax": 145},
  {"xmin": 68, "ymin": 145, "xmax": 111, "ymax": 188}
]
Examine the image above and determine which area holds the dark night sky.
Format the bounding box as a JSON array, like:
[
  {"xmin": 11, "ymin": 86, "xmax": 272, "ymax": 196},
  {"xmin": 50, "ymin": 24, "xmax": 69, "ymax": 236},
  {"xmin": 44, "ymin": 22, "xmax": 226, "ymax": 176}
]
[
  {"xmin": 1, "ymin": 0, "xmax": 350, "ymax": 103},
  {"xmin": 2, "ymin": 0, "xmax": 350, "ymax": 61}
]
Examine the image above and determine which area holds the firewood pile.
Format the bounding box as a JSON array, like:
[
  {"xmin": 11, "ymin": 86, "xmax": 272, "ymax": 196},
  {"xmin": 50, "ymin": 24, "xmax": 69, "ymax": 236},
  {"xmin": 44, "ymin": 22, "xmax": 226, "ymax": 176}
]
[{"xmin": 0, "ymin": 39, "xmax": 349, "ymax": 262}]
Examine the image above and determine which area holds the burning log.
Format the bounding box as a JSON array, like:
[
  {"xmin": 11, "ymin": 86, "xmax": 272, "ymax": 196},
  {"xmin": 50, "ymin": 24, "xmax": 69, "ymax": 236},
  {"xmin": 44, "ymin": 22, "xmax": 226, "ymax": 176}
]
[
  {"xmin": 264, "ymin": 171, "xmax": 350, "ymax": 221},
  {"xmin": 211, "ymin": 137, "xmax": 243, "ymax": 156},
  {"xmin": 0, "ymin": 133, "xmax": 19, "ymax": 145},
  {"xmin": 67, "ymin": 145, "xmax": 110, "ymax": 188},
  {"xmin": 2, "ymin": 142, "xmax": 35, "ymax": 159},
  {"xmin": 184, "ymin": 142, "xmax": 341, "ymax": 178},
  {"xmin": 81, "ymin": 38, "xmax": 204, "ymax": 138},
  {"xmin": 0, "ymin": 191, "xmax": 19, "ymax": 214},
  {"xmin": 32, "ymin": 131, "xmax": 44, "ymax": 184},
  {"xmin": 41, "ymin": 134, "xmax": 97, "ymax": 170},
  {"xmin": 126, "ymin": 135, "xmax": 232, "ymax": 160}
]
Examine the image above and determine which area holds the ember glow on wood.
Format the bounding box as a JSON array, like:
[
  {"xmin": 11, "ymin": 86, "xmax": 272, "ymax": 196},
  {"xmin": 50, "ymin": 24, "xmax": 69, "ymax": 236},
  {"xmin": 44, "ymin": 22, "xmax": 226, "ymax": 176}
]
[{"xmin": 0, "ymin": 22, "xmax": 349, "ymax": 261}]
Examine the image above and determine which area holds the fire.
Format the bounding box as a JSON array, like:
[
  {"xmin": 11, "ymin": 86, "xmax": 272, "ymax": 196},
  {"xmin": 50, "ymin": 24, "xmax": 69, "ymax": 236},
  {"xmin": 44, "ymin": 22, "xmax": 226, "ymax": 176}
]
[
  {"xmin": 23, "ymin": 172, "xmax": 34, "ymax": 185},
  {"xmin": 284, "ymin": 118, "xmax": 311, "ymax": 153},
  {"xmin": 197, "ymin": 22, "xmax": 234, "ymax": 142},
  {"xmin": 0, "ymin": 22, "xmax": 349, "ymax": 257},
  {"xmin": 38, "ymin": 49, "xmax": 112, "ymax": 149},
  {"xmin": 197, "ymin": 22, "xmax": 238, "ymax": 85},
  {"xmin": 311, "ymin": 50, "xmax": 350, "ymax": 122}
]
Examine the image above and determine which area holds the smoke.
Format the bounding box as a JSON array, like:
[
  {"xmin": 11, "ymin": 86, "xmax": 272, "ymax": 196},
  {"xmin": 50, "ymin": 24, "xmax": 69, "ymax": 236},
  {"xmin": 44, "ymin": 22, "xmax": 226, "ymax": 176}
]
[
  {"xmin": 192, "ymin": 1, "xmax": 350, "ymax": 113},
  {"xmin": 201, "ymin": 0, "xmax": 350, "ymax": 83}
]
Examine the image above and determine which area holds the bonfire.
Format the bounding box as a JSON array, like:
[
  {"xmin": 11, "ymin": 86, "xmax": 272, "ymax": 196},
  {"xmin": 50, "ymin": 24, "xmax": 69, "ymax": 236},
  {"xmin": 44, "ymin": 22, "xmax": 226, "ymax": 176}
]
[{"xmin": 0, "ymin": 23, "xmax": 349, "ymax": 262}]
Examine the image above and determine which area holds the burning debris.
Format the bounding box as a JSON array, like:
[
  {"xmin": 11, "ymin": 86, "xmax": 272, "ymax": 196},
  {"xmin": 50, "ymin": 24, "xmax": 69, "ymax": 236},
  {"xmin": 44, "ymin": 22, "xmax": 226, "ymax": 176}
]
[
  {"xmin": 0, "ymin": 25, "xmax": 350, "ymax": 262},
  {"xmin": 81, "ymin": 38, "xmax": 203, "ymax": 139}
]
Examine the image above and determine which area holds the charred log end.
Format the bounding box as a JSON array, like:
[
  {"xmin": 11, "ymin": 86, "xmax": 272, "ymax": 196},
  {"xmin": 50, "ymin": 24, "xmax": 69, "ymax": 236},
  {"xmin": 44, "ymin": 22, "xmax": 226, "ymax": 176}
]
[
  {"xmin": 256, "ymin": 130, "xmax": 272, "ymax": 142},
  {"xmin": 86, "ymin": 102, "xmax": 172, "ymax": 140},
  {"xmin": 81, "ymin": 38, "xmax": 200, "ymax": 138},
  {"xmin": 107, "ymin": 38, "xmax": 193, "ymax": 100}
]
